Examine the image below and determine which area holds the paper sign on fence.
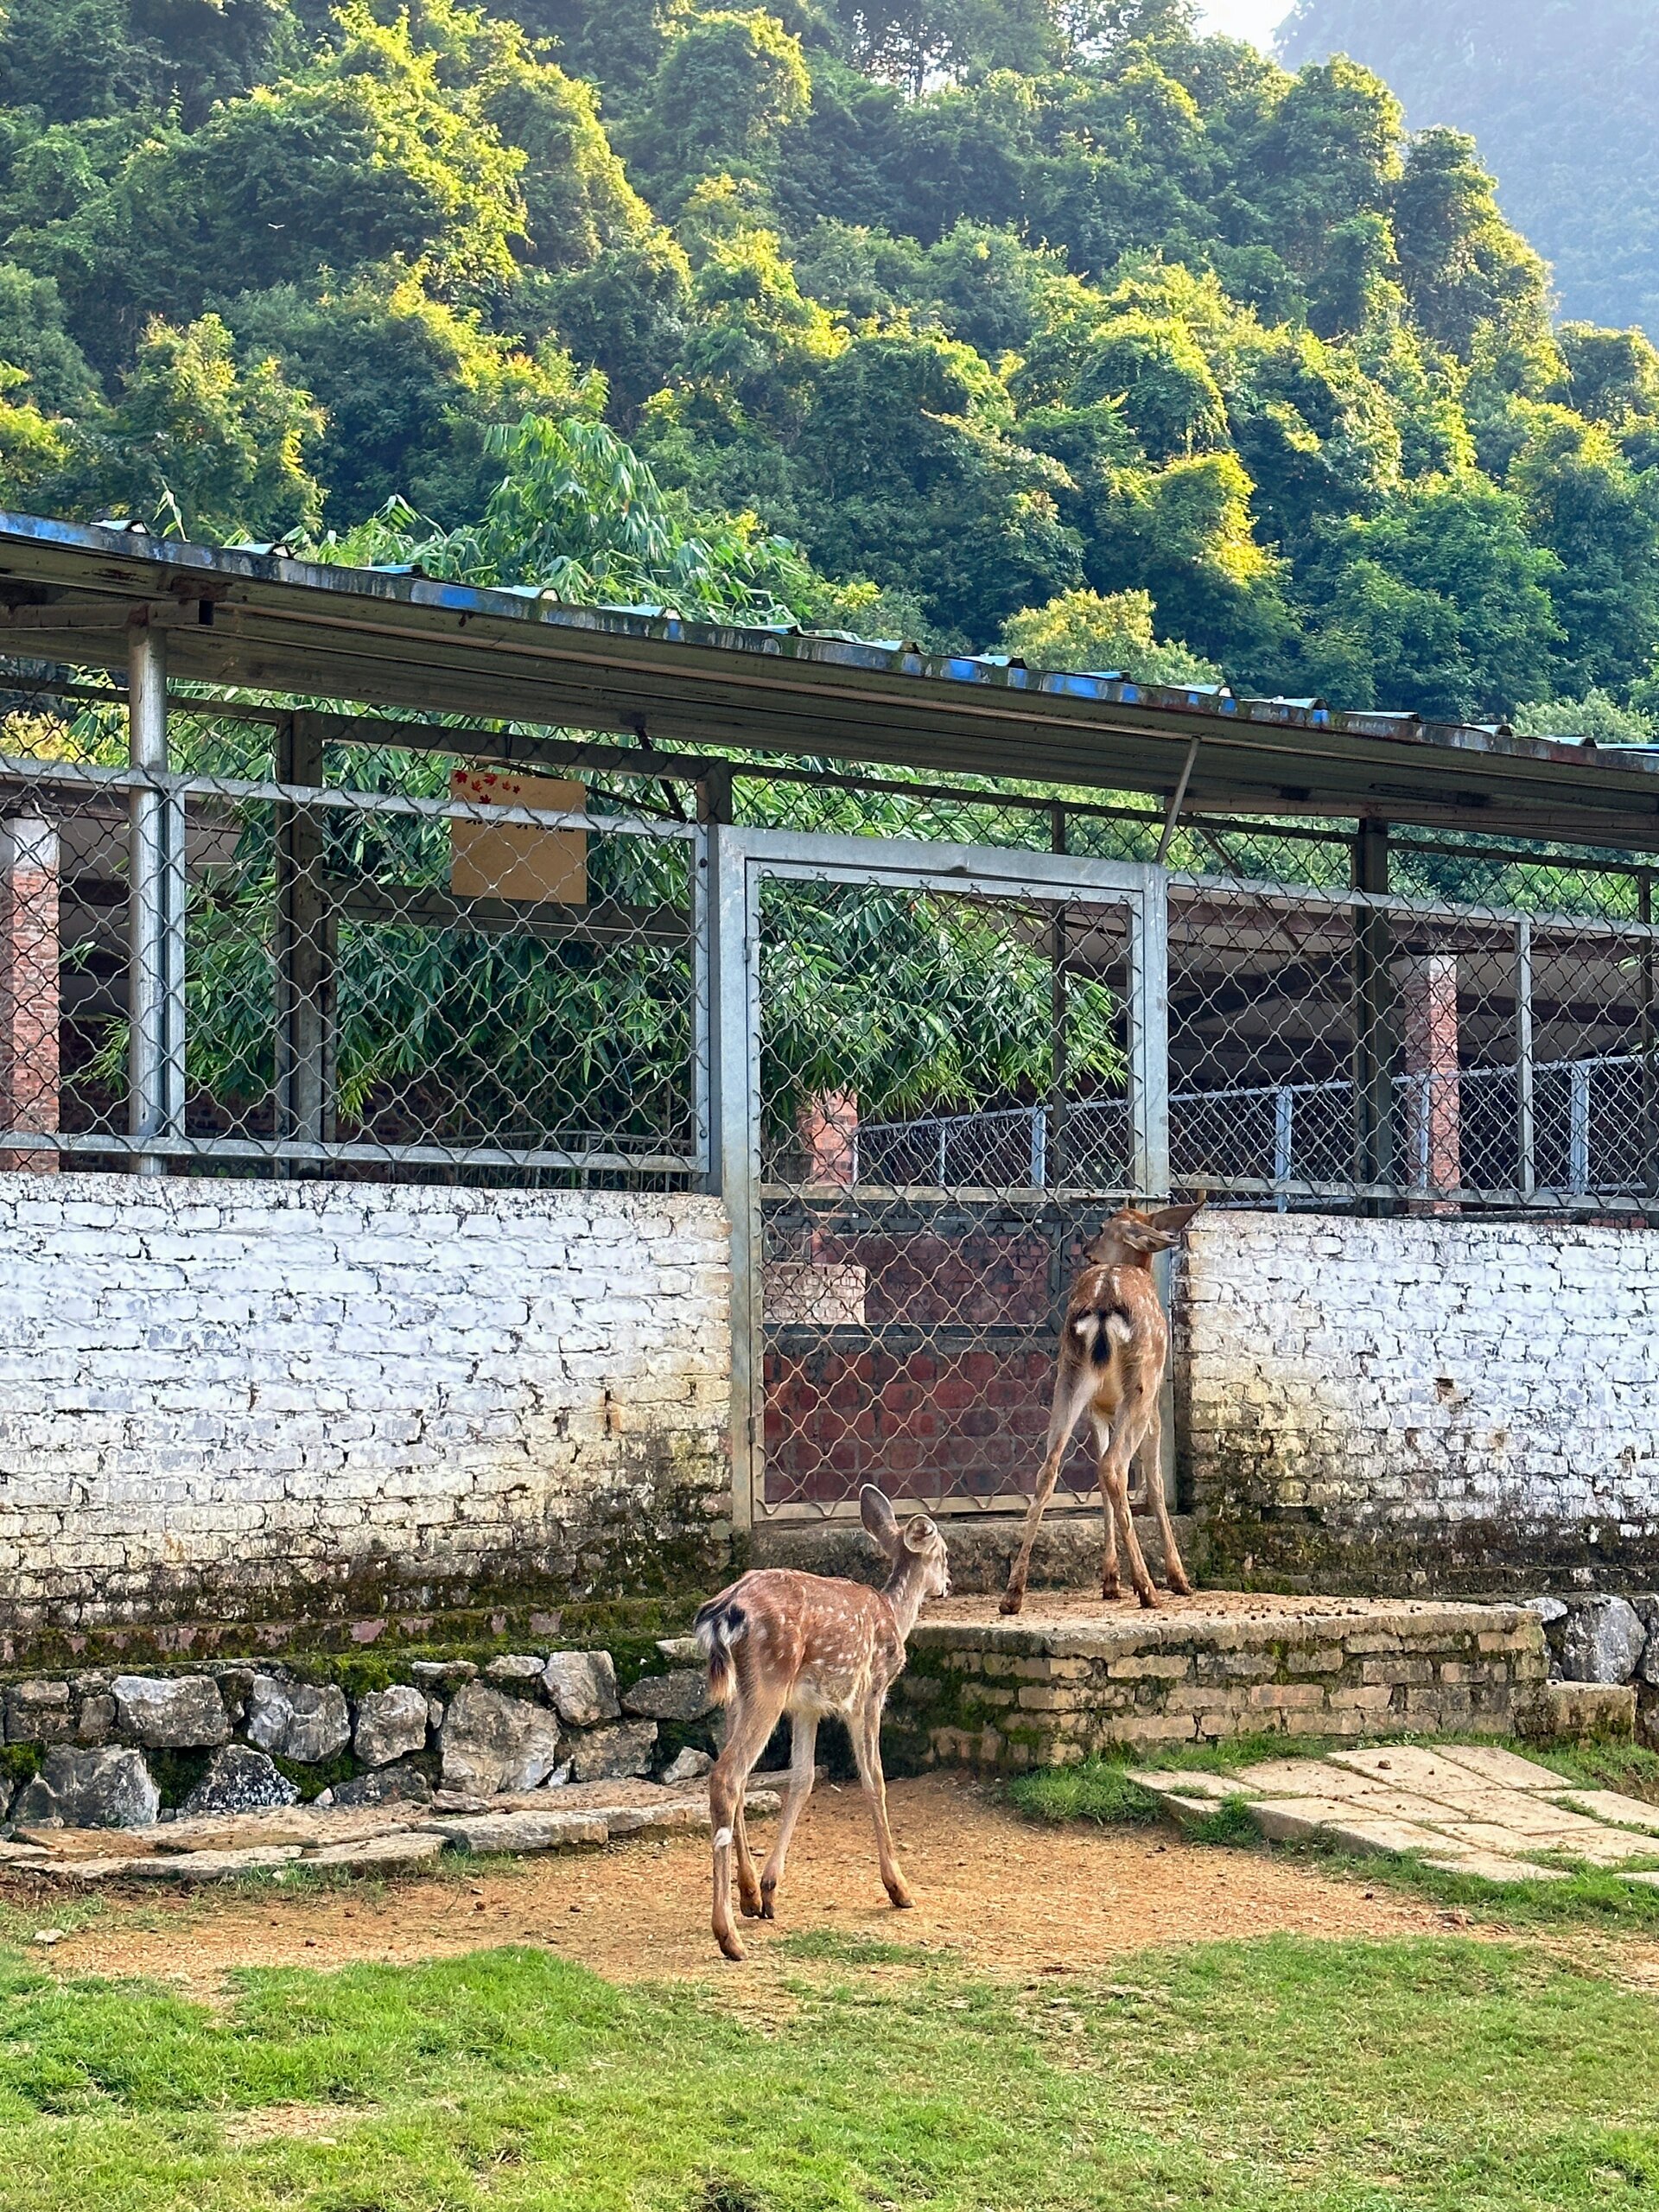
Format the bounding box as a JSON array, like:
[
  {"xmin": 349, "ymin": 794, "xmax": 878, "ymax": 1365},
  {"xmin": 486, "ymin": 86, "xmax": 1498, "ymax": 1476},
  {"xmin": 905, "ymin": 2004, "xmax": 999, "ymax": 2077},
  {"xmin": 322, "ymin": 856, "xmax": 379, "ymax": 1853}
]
[{"xmin": 448, "ymin": 766, "xmax": 588, "ymax": 905}]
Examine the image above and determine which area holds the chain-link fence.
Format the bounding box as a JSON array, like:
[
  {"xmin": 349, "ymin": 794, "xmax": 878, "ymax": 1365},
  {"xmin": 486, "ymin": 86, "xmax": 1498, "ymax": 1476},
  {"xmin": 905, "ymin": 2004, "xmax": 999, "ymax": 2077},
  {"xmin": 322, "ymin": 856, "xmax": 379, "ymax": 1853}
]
[
  {"xmin": 0, "ymin": 677, "xmax": 707, "ymax": 1182},
  {"xmin": 2, "ymin": 673, "xmax": 1655, "ymax": 1225}
]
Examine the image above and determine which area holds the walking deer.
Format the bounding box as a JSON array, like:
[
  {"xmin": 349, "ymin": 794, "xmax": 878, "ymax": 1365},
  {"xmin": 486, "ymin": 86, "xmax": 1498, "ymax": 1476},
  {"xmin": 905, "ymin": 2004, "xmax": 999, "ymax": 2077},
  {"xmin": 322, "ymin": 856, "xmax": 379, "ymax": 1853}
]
[
  {"xmin": 694, "ymin": 1487, "xmax": 950, "ymax": 1961},
  {"xmin": 1001, "ymin": 1198, "xmax": 1205, "ymax": 1617}
]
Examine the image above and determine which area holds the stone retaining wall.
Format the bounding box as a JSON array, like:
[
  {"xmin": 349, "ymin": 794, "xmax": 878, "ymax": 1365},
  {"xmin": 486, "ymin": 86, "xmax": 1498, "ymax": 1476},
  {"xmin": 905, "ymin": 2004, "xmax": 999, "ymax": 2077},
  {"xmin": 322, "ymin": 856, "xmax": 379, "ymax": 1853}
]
[
  {"xmin": 0, "ymin": 1175, "xmax": 732, "ymax": 1631},
  {"xmin": 887, "ymin": 1602, "xmax": 1550, "ymax": 1770}
]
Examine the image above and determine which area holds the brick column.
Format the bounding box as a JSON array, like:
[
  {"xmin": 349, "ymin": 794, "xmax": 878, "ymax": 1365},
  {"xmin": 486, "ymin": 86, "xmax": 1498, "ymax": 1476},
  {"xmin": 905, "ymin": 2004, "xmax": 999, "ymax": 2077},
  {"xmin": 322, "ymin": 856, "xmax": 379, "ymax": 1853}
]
[
  {"xmin": 798, "ymin": 1090, "xmax": 858, "ymax": 1187},
  {"xmin": 0, "ymin": 815, "xmax": 60, "ymax": 1173},
  {"xmin": 1393, "ymin": 951, "xmax": 1459, "ymax": 1210}
]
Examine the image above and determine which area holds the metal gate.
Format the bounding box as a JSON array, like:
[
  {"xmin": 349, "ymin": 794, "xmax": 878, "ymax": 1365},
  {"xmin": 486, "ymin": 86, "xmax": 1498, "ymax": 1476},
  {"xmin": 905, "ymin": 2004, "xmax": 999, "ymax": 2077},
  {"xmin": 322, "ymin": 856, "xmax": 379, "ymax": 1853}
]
[{"xmin": 710, "ymin": 829, "xmax": 1167, "ymax": 1526}]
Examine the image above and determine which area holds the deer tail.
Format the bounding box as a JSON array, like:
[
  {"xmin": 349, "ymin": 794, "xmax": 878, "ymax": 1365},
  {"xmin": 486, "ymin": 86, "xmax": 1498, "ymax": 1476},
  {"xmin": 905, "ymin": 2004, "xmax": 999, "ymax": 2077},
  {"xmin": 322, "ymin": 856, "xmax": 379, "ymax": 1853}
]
[{"xmin": 694, "ymin": 1594, "xmax": 747, "ymax": 1705}]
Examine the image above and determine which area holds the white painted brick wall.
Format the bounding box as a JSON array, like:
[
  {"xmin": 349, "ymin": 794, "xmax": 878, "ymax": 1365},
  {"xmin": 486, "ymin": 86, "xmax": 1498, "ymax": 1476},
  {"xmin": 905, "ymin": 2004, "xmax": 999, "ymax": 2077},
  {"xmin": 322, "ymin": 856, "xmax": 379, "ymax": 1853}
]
[
  {"xmin": 0, "ymin": 1174, "xmax": 731, "ymax": 1627},
  {"xmin": 1182, "ymin": 1212, "xmax": 1659, "ymax": 1579}
]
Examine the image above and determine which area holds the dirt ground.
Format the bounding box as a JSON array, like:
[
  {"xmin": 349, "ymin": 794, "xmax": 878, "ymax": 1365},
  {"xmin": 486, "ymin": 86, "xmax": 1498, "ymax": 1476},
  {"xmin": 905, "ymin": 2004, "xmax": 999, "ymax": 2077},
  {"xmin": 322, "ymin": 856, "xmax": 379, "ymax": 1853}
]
[{"xmin": 3, "ymin": 1772, "xmax": 1486, "ymax": 1994}]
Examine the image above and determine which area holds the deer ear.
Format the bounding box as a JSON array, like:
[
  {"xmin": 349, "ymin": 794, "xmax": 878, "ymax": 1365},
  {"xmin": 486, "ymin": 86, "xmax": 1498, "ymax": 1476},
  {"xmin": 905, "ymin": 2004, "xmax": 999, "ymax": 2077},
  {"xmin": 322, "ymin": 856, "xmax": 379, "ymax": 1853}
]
[
  {"xmin": 861, "ymin": 1485, "xmax": 902, "ymax": 1559},
  {"xmin": 903, "ymin": 1514, "xmax": 938, "ymax": 1553},
  {"xmin": 1150, "ymin": 1196, "xmax": 1206, "ymax": 1236},
  {"xmin": 1115, "ymin": 1221, "xmax": 1177, "ymax": 1255}
]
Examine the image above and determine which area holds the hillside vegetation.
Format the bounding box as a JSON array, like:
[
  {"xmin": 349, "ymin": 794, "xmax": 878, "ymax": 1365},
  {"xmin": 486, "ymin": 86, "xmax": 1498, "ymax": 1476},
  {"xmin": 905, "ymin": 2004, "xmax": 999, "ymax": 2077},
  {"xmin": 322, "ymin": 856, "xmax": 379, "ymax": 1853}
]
[
  {"xmin": 1281, "ymin": 1, "xmax": 1659, "ymax": 345},
  {"xmin": 3, "ymin": 0, "xmax": 1659, "ymax": 728}
]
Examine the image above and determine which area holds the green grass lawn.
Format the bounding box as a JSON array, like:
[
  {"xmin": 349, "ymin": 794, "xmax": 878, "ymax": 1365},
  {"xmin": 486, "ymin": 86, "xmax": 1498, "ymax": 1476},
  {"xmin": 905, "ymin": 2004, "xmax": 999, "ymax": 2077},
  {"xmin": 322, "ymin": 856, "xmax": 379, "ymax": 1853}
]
[{"xmin": 1, "ymin": 1928, "xmax": 1656, "ymax": 2210}]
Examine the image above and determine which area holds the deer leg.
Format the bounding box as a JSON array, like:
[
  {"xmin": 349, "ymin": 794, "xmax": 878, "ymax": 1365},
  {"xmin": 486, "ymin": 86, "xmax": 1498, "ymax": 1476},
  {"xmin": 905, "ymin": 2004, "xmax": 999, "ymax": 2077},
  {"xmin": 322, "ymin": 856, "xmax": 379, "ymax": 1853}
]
[
  {"xmin": 709, "ymin": 1684, "xmax": 786, "ymax": 1962},
  {"xmin": 1001, "ymin": 1363, "xmax": 1093, "ymax": 1617},
  {"xmin": 1090, "ymin": 1410, "xmax": 1121, "ymax": 1599},
  {"xmin": 853, "ymin": 1697, "xmax": 911, "ymax": 1910},
  {"xmin": 1139, "ymin": 1397, "xmax": 1193, "ymax": 1596},
  {"xmin": 759, "ymin": 1710, "xmax": 818, "ymax": 1919},
  {"xmin": 1098, "ymin": 1387, "xmax": 1162, "ymax": 1609}
]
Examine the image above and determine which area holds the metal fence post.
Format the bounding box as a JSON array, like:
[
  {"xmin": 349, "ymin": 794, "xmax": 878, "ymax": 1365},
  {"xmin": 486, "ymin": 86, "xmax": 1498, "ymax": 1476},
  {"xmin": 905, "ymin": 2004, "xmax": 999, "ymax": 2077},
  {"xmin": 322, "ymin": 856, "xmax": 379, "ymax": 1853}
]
[
  {"xmin": 1130, "ymin": 868, "xmax": 1171, "ymax": 1203},
  {"xmin": 127, "ymin": 616, "xmax": 182, "ymax": 1173},
  {"xmin": 1516, "ymin": 916, "xmax": 1535, "ymax": 1199},
  {"xmin": 1351, "ymin": 819, "xmax": 1394, "ymax": 1212},
  {"xmin": 275, "ymin": 711, "xmax": 334, "ymax": 1161},
  {"xmin": 709, "ymin": 823, "xmax": 760, "ymax": 1529},
  {"xmin": 1641, "ymin": 871, "xmax": 1656, "ymax": 1207},
  {"xmin": 1134, "ymin": 867, "xmax": 1177, "ymax": 1509}
]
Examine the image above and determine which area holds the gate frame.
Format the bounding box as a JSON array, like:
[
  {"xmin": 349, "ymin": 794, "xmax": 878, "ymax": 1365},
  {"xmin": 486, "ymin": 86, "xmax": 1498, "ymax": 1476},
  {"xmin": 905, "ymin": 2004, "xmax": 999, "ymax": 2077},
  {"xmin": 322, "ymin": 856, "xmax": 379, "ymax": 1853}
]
[{"xmin": 705, "ymin": 824, "xmax": 1170, "ymax": 1529}]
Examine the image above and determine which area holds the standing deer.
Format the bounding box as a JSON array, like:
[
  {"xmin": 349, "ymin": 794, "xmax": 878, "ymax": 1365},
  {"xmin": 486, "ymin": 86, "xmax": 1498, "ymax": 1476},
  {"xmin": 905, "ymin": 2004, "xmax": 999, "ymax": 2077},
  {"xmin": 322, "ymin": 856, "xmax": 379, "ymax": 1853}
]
[
  {"xmin": 694, "ymin": 1487, "xmax": 950, "ymax": 1962},
  {"xmin": 1001, "ymin": 1198, "xmax": 1205, "ymax": 1617}
]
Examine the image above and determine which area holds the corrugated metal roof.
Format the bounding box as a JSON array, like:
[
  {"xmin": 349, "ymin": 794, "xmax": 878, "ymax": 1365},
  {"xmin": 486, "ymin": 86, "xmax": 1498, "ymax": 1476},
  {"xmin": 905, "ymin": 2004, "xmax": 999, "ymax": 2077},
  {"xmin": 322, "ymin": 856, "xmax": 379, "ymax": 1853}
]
[{"xmin": 0, "ymin": 509, "xmax": 1650, "ymax": 849}]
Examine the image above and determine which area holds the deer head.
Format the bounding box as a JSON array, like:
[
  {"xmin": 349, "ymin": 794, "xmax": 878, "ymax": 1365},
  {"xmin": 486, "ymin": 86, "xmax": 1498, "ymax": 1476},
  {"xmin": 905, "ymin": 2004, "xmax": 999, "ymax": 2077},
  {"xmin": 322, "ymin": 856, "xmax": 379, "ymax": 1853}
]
[
  {"xmin": 1086, "ymin": 1196, "xmax": 1207, "ymax": 1268},
  {"xmin": 861, "ymin": 1484, "xmax": 950, "ymax": 1604}
]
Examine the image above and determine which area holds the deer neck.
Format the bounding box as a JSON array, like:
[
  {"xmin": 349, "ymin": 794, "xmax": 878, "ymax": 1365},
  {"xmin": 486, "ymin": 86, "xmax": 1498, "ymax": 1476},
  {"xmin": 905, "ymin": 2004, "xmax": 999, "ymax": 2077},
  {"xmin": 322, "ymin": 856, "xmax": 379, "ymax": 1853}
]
[{"xmin": 881, "ymin": 1554, "xmax": 934, "ymax": 1644}]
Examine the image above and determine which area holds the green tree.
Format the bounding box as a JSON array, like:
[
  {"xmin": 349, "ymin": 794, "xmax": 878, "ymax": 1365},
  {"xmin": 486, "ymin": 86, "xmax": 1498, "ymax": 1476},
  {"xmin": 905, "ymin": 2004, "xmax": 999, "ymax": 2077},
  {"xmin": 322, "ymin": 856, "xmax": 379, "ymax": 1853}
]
[
  {"xmin": 1000, "ymin": 586, "xmax": 1221, "ymax": 683},
  {"xmin": 67, "ymin": 311, "xmax": 323, "ymax": 539}
]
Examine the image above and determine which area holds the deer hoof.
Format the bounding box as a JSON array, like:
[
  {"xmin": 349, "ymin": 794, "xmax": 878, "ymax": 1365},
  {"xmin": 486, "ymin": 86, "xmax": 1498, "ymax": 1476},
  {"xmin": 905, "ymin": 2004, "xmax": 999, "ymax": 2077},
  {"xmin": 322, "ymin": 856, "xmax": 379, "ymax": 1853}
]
[
  {"xmin": 1101, "ymin": 1579, "xmax": 1121, "ymax": 1603},
  {"xmin": 886, "ymin": 1886, "xmax": 914, "ymax": 1910},
  {"xmin": 1166, "ymin": 1574, "xmax": 1194, "ymax": 1598},
  {"xmin": 1136, "ymin": 1587, "xmax": 1162, "ymax": 1611},
  {"xmin": 760, "ymin": 1884, "xmax": 777, "ymax": 1921},
  {"xmin": 716, "ymin": 1928, "xmax": 747, "ymax": 1962},
  {"xmin": 998, "ymin": 1587, "xmax": 1025, "ymax": 1617}
]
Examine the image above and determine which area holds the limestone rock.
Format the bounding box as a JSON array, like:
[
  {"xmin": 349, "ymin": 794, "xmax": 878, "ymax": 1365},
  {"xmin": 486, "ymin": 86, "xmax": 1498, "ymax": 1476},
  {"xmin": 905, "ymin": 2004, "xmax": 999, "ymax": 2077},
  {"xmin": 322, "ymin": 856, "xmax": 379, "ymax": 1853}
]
[
  {"xmin": 439, "ymin": 1681, "xmax": 563, "ymax": 1796},
  {"xmin": 661, "ymin": 1745, "xmax": 713, "ymax": 1786},
  {"xmin": 305, "ymin": 1831, "xmax": 443, "ymax": 1871},
  {"xmin": 1559, "ymin": 1597, "xmax": 1647, "ymax": 1684},
  {"xmin": 1524, "ymin": 1596, "xmax": 1569, "ymax": 1626},
  {"xmin": 181, "ymin": 1745, "xmax": 301, "ymax": 1817},
  {"xmin": 113, "ymin": 1675, "xmax": 231, "ymax": 1750},
  {"xmin": 541, "ymin": 1650, "xmax": 620, "ymax": 1727},
  {"xmin": 655, "ymin": 1636, "xmax": 702, "ymax": 1667},
  {"xmin": 353, "ymin": 1685, "xmax": 430, "ymax": 1768},
  {"xmin": 246, "ymin": 1676, "xmax": 352, "ymax": 1764},
  {"xmin": 1631, "ymin": 1598, "xmax": 1659, "ymax": 1686},
  {"xmin": 126, "ymin": 1844, "xmax": 302, "ymax": 1881},
  {"xmin": 12, "ymin": 1747, "xmax": 159, "ymax": 1829},
  {"xmin": 76, "ymin": 1694, "xmax": 117, "ymax": 1746},
  {"xmin": 432, "ymin": 1808, "xmax": 609, "ymax": 1854},
  {"xmin": 4, "ymin": 1680, "xmax": 73, "ymax": 1745},
  {"xmin": 624, "ymin": 1669, "xmax": 713, "ymax": 1723},
  {"xmin": 484, "ymin": 1655, "xmax": 545, "ymax": 1686},
  {"xmin": 330, "ymin": 1762, "xmax": 434, "ymax": 1809},
  {"xmin": 410, "ymin": 1660, "xmax": 476, "ymax": 1691},
  {"xmin": 568, "ymin": 1719, "xmax": 658, "ymax": 1783},
  {"xmin": 1517, "ymin": 1679, "xmax": 1638, "ymax": 1741}
]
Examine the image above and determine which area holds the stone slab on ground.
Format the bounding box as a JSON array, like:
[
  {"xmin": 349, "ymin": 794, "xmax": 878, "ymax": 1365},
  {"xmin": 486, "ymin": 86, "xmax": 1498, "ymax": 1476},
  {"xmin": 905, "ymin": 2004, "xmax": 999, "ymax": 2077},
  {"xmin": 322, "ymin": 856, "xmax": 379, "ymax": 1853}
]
[
  {"xmin": 431, "ymin": 1809, "xmax": 612, "ymax": 1856},
  {"xmin": 1418, "ymin": 1853, "xmax": 1573, "ymax": 1885},
  {"xmin": 53, "ymin": 1849, "xmax": 309, "ymax": 1885},
  {"xmin": 1432, "ymin": 1744, "xmax": 1570, "ymax": 1792},
  {"xmin": 1129, "ymin": 1770, "xmax": 1241, "ymax": 1803},
  {"xmin": 1135, "ymin": 1739, "xmax": 1659, "ymax": 1883},
  {"xmin": 1549, "ymin": 1789, "xmax": 1659, "ymax": 1835},
  {"xmin": 303, "ymin": 1833, "xmax": 445, "ymax": 1871}
]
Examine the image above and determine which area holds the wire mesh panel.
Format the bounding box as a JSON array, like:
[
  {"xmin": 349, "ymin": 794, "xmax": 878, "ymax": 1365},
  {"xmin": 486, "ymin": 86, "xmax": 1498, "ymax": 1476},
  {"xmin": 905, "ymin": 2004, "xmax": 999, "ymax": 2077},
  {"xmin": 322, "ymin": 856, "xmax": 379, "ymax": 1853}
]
[
  {"xmin": 0, "ymin": 683, "xmax": 707, "ymax": 1185},
  {"xmin": 747, "ymin": 840, "xmax": 1149, "ymax": 1518},
  {"xmin": 0, "ymin": 676, "xmax": 133, "ymax": 1169},
  {"xmin": 1167, "ymin": 868, "xmax": 1659, "ymax": 1211}
]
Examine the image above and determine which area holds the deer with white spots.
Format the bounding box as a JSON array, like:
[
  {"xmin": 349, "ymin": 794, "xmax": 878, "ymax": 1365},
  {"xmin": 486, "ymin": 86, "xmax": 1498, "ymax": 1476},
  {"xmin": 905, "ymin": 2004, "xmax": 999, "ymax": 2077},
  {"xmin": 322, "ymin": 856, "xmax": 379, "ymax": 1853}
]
[
  {"xmin": 693, "ymin": 1487, "xmax": 950, "ymax": 1961},
  {"xmin": 1000, "ymin": 1198, "xmax": 1205, "ymax": 1617}
]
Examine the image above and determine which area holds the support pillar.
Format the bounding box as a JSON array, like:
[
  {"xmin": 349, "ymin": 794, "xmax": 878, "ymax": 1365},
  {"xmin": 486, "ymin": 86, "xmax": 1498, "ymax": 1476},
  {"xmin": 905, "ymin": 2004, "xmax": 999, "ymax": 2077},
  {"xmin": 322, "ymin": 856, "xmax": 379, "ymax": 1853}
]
[
  {"xmin": 1393, "ymin": 951, "xmax": 1460, "ymax": 1211},
  {"xmin": 128, "ymin": 618, "xmax": 183, "ymax": 1174},
  {"xmin": 275, "ymin": 712, "xmax": 334, "ymax": 1161},
  {"xmin": 1351, "ymin": 819, "xmax": 1395, "ymax": 1212},
  {"xmin": 0, "ymin": 815, "xmax": 60, "ymax": 1173}
]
